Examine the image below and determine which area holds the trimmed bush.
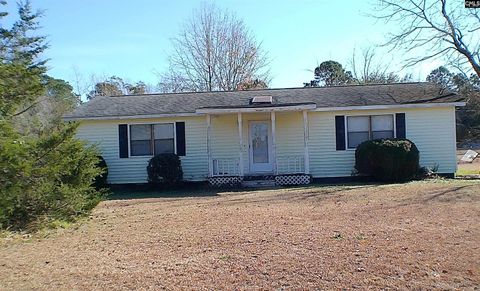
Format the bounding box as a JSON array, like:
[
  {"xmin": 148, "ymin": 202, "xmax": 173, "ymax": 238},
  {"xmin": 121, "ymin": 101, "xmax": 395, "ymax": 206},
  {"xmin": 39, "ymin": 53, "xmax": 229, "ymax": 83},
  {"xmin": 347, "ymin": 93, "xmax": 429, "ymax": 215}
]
[
  {"xmin": 93, "ymin": 156, "xmax": 108, "ymax": 190},
  {"xmin": 355, "ymin": 138, "xmax": 420, "ymax": 182},
  {"xmin": 147, "ymin": 153, "xmax": 183, "ymax": 186}
]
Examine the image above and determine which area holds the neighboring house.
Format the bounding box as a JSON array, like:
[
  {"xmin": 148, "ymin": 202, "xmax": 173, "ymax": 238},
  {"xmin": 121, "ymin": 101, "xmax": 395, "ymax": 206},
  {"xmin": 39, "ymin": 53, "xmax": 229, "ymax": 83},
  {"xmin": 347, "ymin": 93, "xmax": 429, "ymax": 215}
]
[{"xmin": 65, "ymin": 82, "xmax": 464, "ymax": 186}]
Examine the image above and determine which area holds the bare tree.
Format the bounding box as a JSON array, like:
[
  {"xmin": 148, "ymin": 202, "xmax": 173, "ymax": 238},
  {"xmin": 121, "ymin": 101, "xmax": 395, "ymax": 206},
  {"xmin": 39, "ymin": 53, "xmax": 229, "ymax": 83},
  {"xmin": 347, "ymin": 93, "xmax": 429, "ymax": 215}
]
[
  {"xmin": 156, "ymin": 66, "xmax": 197, "ymax": 93},
  {"xmin": 70, "ymin": 66, "xmax": 90, "ymax": 99},
  {"xmin": 160, "ymin": 3, "xmax": 270, "ymax": 92},
  {"xmin": 372, "ymin": 0, "xmax": 480, "ymax": 77},
  {"xmin": 349, "ymin": 47, "xmax": 412, "ymax": 84}
]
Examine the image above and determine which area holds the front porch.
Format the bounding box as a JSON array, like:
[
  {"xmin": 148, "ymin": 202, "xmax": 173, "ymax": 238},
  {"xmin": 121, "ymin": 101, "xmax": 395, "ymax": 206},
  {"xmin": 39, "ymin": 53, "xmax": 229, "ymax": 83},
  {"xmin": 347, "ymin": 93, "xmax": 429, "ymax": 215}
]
[{"xmin": 197, "ymin": 102, "xmax": 316, "ymax": 187}]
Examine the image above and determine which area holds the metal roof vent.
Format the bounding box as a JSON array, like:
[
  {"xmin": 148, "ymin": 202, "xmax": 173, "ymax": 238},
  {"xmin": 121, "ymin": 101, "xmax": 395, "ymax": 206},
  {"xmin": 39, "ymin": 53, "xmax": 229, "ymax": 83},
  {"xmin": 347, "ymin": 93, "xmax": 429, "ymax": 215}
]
[{"xmin": 251, "ymin": 96, "xmax": 272, "ymax": 104}]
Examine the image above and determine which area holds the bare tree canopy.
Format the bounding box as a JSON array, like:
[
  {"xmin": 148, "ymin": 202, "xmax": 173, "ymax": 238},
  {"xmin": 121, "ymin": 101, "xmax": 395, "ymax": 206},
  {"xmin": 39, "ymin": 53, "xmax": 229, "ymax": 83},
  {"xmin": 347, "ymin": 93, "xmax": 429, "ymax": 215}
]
[
  {"xmin": 349, "ymin": 47, "xmax": 412, "ymax": 84},
  {"xmin": 373, "ymin": 0, "xmax": 480, "ymax": 77},
  {"xmin": 158, "ymin": 3, "xmax": 270, "ymax": 93}
]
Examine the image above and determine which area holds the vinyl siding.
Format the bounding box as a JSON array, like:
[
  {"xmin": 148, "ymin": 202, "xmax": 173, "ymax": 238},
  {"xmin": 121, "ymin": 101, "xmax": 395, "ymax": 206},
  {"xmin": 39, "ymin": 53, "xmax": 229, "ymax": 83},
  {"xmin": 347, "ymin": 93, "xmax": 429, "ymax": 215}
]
[
  {"xmin": 405, "ymin": 107, "xmax": 457, "ymax": 172},
  {"xmin": 76, "ymin": 106, "xmax": 457, "ymax": 183},
  {"xmin": 76, "ymin": 116, "xmax": 208, "ymax": 184},
  {"xmin": 276, "ymin": 111, "xmax": 304, "ymax": 158},
  {"xmin": 308, "ymin": 106, "xmax": 457, "ymax": 178},
  {"xmin": 210, "ymin": 114, "xmax": 239, "ymax": 161}
]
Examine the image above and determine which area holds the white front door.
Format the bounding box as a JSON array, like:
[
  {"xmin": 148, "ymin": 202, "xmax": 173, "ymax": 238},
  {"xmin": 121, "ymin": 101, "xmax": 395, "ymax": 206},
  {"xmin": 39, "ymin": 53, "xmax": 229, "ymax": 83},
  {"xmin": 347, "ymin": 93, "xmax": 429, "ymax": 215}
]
[{"xmin": 249, "ymin": 121, "xmax": 273, "ymax": 173}]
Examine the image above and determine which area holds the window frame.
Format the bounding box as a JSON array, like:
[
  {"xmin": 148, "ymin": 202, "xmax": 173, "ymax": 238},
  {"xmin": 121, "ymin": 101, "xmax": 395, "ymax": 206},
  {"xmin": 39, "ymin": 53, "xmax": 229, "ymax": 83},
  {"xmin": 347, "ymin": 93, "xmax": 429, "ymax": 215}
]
[
  {"xmin": 128, "ymin": 122, "xmax": 177, "ymax": 157},
  {"xmin": 345, "ymin": 114, "xmax": 396, "ymax": 150}
]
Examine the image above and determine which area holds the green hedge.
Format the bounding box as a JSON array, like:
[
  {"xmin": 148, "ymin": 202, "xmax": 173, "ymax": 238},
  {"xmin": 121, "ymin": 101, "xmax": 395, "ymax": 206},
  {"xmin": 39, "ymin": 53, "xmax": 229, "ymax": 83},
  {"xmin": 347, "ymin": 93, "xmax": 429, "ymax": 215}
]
[
  {"xmin": 355, "ymin": 139, "xmax": 420, "ymax": 182},
  {"xmin": 147, "ymin": 153, "xmax": 183, "ymax": 186}
]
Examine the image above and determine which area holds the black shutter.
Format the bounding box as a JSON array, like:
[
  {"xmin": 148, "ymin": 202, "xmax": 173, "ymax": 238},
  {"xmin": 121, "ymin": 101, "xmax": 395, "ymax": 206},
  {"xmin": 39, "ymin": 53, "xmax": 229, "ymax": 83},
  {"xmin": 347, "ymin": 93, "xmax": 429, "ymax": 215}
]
[
  {"xmin": 395, "ymin": 113, "xmax": 406, "ymax": 139},
  {"xmin": 118, "ymin": 124, "xmax": 129, "ymax": 158},
  {"xmin": 175, "ymin": 122, "xmax": 186, "ymax": 156},
  {"xmin": 335, "ymin": 116, "xmax": 346, "ymax": 150}
]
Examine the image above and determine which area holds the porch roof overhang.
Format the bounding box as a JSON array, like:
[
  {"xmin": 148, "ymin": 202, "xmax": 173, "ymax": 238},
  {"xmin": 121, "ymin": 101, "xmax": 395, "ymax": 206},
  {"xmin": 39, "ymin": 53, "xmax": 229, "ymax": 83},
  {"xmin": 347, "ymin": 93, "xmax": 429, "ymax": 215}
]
[{"xmin": 196, "ymin": 102, "xmax": 317, "ymax": 114}]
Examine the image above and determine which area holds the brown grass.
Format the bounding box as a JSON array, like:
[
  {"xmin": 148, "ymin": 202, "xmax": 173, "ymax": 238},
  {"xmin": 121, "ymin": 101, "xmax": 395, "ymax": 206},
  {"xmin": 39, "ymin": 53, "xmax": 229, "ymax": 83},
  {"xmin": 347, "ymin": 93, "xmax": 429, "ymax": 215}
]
[{"xmin": 1, "ymin": 180, "xmax": 479, "ymax": 290}]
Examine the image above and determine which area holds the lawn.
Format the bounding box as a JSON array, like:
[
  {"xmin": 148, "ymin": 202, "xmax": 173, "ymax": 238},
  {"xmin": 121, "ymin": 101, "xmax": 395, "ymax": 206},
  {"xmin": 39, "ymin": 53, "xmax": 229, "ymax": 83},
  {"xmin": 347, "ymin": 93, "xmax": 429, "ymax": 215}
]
[{"xmin": 1, "ymin": 180, "xmax": 479, "ymax": 289}]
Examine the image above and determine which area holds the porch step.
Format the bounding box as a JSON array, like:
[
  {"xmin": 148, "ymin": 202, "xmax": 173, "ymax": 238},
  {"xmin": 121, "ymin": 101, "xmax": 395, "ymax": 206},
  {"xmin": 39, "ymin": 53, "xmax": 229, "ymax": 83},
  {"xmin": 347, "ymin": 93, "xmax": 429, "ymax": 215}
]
[{"xmin": 242, "ymin": 179, "xmax": 276, "ymax": 188}]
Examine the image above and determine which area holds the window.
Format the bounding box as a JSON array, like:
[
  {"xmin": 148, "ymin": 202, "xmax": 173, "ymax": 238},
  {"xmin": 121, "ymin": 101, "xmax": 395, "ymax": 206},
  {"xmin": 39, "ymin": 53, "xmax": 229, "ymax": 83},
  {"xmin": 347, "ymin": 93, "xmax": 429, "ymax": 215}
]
[
  {"xmin": 130, "ymin": 123, "xmax": 175, "ymax": 156},
  {"xmin": 347, "ymin": 115, "xmax": 394, "ymax": 148},
  {"xmin": 347, "ymin": 116, "xmax": 370, "ymax": 149},
  {"xmin": 153, "ymin": 124, "xmax": 175, "ymax": 154},
  {"xmin": 371, "ymin": 115, "xmax": 394, "ymax": 140},
  {"xmin": 130, "ymin": 124, "xmax": 152, "ymax": 156}
]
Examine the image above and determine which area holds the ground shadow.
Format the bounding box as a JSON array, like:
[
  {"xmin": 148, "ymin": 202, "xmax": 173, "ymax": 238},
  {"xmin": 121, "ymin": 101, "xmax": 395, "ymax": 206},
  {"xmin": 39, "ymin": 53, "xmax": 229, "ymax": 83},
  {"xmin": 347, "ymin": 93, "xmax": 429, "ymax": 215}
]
[
  {"xmin": 218, "ymin": 182, "xmax": 384, "ymax": 205},
  {"xmin": 106, "ymin": 183, "xmax": 249, "ymax": 200},
  {"xmin": 381, "ymin": 183, "xmax": 479, "ymax": 210}
]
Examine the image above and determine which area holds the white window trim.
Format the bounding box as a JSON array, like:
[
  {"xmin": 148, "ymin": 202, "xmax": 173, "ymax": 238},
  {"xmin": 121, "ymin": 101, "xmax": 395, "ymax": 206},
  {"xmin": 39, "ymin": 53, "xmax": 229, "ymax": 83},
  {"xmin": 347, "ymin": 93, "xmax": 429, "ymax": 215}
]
[
  {"xmin": 128, "ymin": 122, "xmax": 178, "ymax": 157},
  {"xmin": 345, "ymin": 114, "xmax": 396, "ymax": 150}
]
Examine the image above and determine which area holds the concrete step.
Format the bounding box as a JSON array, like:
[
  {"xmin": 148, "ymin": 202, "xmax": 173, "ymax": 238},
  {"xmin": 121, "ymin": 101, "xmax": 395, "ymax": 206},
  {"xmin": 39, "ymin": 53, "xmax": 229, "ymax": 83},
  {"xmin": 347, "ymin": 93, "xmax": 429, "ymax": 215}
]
[{"xmin": 242, "ymin": 179, "xmax": 276, "ymax": 188}]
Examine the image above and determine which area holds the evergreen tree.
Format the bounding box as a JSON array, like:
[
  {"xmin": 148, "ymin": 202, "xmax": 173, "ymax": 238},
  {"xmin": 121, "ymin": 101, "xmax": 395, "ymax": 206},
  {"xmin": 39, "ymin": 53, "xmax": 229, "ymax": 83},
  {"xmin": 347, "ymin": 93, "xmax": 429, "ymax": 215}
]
[
  {"xmin": 304, "ymin": 61, "xmax": 354, "ymax": 87},
  {"xmin": 0, "ymin": 1, "xmax": 104, "ymax": 230}
]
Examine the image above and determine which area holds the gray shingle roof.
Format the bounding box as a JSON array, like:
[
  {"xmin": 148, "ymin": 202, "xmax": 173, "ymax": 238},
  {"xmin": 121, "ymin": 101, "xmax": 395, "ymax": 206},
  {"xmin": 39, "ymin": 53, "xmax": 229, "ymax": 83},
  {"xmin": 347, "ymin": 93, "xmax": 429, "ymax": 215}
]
[{"xmin": 65, "ymin": 82, "xmax": 463, "ymax": 119}]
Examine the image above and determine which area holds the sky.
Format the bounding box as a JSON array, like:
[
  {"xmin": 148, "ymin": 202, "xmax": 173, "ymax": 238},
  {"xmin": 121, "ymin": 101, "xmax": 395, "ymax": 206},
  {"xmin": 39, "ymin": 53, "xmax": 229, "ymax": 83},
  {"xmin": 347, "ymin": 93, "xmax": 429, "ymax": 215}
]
[{"xmin": 5, "ymin": 0, "xmax": 443, "ymax": 94}]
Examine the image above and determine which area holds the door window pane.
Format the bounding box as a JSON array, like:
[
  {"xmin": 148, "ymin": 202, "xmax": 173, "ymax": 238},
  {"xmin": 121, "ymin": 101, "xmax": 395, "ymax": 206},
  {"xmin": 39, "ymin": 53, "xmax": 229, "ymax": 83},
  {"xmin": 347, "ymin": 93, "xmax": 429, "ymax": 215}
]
[{"xmin": 252, "ymin": 123, "xmax": 269, "ymax": 163}]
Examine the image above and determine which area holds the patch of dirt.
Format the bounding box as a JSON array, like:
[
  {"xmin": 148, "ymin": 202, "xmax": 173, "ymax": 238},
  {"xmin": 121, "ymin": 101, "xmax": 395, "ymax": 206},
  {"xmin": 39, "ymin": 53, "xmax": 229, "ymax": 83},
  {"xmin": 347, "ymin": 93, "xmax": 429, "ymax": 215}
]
[{"xmin": 1, "ymin": 180, "xmax": 479, "ymax": 290}]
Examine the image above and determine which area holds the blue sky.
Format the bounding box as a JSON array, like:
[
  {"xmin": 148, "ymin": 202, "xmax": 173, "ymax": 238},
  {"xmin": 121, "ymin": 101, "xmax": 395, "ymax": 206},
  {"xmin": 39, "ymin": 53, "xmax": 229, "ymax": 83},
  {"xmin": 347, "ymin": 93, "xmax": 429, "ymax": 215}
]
[{"xmin": 6, "ymin": 0, "xmax": 442, "ymax": 92}]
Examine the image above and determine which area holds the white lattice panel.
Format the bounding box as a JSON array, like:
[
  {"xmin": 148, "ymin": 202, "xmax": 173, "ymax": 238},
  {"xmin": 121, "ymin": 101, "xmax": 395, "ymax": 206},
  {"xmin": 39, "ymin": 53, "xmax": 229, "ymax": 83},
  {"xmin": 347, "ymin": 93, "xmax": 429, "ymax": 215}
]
[
  {"xmin": 275, "ymin": 174, "xmax": 311, "ymax": 186},
  {"xmin": 208, "ymin": 176, "xmax": 243, "ymax": 187}
]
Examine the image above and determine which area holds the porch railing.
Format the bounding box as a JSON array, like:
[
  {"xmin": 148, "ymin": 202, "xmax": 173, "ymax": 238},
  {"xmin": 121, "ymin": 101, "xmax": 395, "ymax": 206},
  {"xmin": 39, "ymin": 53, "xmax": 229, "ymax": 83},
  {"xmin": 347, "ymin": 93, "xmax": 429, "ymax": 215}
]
[
  {"xmin": 212, "ymin": 158, "xmax": 240, "ymax": 177},
  {"xmin": 276, "ymin": 156, "xmax": 305, "ymax": 174},
  {"xmin": 212, "ymin": 156, "xmax": 305, "ymax": 176}
]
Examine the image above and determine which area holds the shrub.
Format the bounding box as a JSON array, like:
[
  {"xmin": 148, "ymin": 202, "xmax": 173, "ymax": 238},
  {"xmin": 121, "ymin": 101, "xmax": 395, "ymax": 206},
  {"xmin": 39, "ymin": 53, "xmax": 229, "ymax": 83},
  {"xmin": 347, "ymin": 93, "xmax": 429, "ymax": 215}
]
[
  {"xmin": 0, "ymin": 122, "xmax": 105, "ymax": 230},
  {"xmin": 93, "ymin": 156, "xmax": 108, "ymax": 190},
  {"xmin": 147, "ymin": 153, "xmax": 183, "ymax": 186},
  {"xmin": 354, "ymin": 138, "xmax": 420, "ymax": 182}
]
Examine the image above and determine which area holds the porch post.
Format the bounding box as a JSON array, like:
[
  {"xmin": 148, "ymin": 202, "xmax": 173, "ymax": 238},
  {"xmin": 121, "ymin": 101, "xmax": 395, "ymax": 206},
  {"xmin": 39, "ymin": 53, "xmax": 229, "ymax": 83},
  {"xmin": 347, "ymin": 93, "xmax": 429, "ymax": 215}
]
[
  {"xmin": 303, "ymin": 110, "xmax": 310, "ymax": 174},
  {"xmin": 271, "ymin": 111, "xmax": 277, "ymax": 174},
  {"xmin": 206, "ymin": 114, "xmax": 213, "ymax": 177},
  {"xmin": 237, "ymin": 113, "xmax": 244, "ymax": 176}
]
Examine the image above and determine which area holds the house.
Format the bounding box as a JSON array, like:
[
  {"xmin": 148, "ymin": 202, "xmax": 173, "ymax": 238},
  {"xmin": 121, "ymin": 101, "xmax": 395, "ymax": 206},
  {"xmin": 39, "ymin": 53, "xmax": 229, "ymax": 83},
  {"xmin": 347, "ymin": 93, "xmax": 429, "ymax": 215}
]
[{"xmin": 65, "ymin": 82, "xmax": 465, "ymax": 186}]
